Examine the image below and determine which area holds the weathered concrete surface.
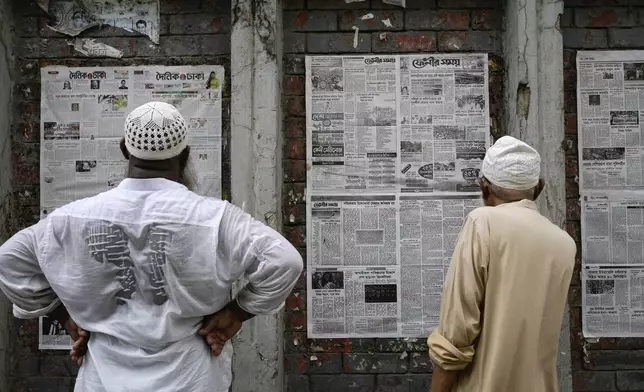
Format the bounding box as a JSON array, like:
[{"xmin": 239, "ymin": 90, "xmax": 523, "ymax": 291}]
[
  {"xmin": 0, "ymin": 0, "xmax": 14, "ymax": 390},
  {"xmin": 230, "ymin": 0, "xmax": 283, "ymax": 390},
  {"xmin": 504, "ymin": 1, "xmax": 571, "ymax": 392}
]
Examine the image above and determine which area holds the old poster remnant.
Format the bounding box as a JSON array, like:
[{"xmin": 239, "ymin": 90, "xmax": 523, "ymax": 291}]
[
  {"xmin": 305, "ymin": 54, "xmax": 490, "ymax": 338},
  {"xmin": 42, "ymin": 0, "xmax": 160, "ymax": 44},
  {"xmin": 69, "ymin": 38, "xmax": 124, "ymax": 58},
  {"xmin": 577, "ymin": 50, "xmax": 644, "ymax": 337},
  {"xmin": 39, "ymin": 65, "xmax": 224, "ymax": 349}
]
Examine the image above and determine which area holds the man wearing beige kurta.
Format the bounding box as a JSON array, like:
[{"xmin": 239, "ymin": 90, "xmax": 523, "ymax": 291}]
[{"xmin": 428, "ymin": 136, "xmax": 577, "ymax": 392}]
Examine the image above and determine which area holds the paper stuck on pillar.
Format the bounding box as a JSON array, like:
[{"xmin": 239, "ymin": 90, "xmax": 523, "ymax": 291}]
[
  {"xmin": 70, "ymin": 38, "xmax": 124, "ymax": 58},
  {"xmin": 43, "ymin": 0, "xmax": 160, "ymax": 44},
  {"xmin": 382, "ymin": 0, "xmax": 406, "ymax": 7}
]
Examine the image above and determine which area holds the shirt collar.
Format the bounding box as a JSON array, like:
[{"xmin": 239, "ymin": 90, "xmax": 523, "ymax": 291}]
[
  {"xmin": 496, "ymin": 199, "xmax": 538, "ymax": 211},
  {"xmin": 118, "ymin": 178, "xmax": 187, "ymax": 192}
]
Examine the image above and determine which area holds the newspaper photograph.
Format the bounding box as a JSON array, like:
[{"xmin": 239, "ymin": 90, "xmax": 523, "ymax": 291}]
[
  {"xmin": 39, "ymin": 65, "xmax": 224, "ymax": 349},
  {"xmin": 582, "ymin": 266, "xmax": 644, "ymax": 337},
  {"xmin": 305, "ymin": 54, "xmax": 489, "ymax": 338},
  {"xmin": 39, "ymin": 316, "xmax": 74, "ymax": 350},
  {"xmin": 577, "ymin": 51, "xmax": 644, "ymax": 190}
]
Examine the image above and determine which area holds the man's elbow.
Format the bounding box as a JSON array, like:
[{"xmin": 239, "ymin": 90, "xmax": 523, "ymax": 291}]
[
  {"xmin": 427, "ymin": 330, "xmax": 475, "ymax": 371},
  {"xmin": 280, "ymin": 241, "xmax": 303, "ymax": 282}
]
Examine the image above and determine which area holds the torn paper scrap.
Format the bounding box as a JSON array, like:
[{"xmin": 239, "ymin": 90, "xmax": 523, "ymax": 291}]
[
  {"xmin": 69, "ymin": 38, "xmax": 124, "ymax": 58},
  {"xmin": 360, "ymin": 13, "xmax": 374, "ymax": 20},
  {"xmin": 36, "ymin": 0, "xmax": 50, "ymax": 12},
  {"xmin": 345, "ymin": 0, "xmax": 366, "ymax": 2},
  {"xmin": 352, "ymin": 26, "xmax": 359, "ymax": 48},
  {"xmin": 44, "ymin": 0, "xmax": 160, "ymax": 44},
  {"xmin": 382, "ymin": 0, "xmax": 406, "ymax": 7},
  {"xmin": 382, "ymin": 18, "xmax": 393, "ymax": 28}
]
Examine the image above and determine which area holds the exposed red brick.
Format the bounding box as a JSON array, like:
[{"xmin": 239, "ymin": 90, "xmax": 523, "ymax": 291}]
[
  {"xmin": 562, "ymin": 134, "xmax": 578, "ymax": 157},
  {"xmin": 564, "ymin": 91, "xmax": 577, "ymax": 114},
  {"xmin": 286, "ymin": 96, "xmax": 306, "ymax": 117},
  {"xmin": 283, "ymin": 225, "xmax": 306, "ymax": 247},
  {"xmin": 284, "ymin": 204, "xmax": 306, "ymax": 226},
  {"xmin": 294, "ymin": 11, "xmax": 309, "ymax": 28},
  {"xmin": 565, "ymin": 155, "xmax": 579, "ymax": 179},
  {"xmin": 286, "ymin": 311, "xmax": 307, "ymax": 332},
  {"xmin": 471, "ymin": 9, "xmax": 501, "ymax": 30},
  {"xmin": 373, "ymin": 32, "xmax": 436, "ymax": 52},
  {"xmin": 12, "ymin": 143, "xmax": 40, "ymax": 186},
  {"xmin": 285, "ymin": 139, "xmax": 306, "ymax": 160},
  {"xmin": 284, "ymin": 117, "xmax": 306, "ymax": 139},
  {"xmin": 567, "ymin": 200, "xmax": 581, "ymax": 222},
  {"xmin": 566, "ymin": 177, "xmax": 580, "ymax": 199},
  {"xmin": 568, "ymin": 285, "xmax": 582, "ymax": 308},
  {"xmin": 286, "ymin": 291, "xmax": 306, "ymax": 311},
  {"xmin": 566, "ymin": 220, "xmax": 581, "ymax": 244},
  {"xmin": 284, "ymin": 159, "xmax": 307, "ymax": 182},
  {"xmin": 294, "ymin": 266, "xmax": 307, "ymax": 290},
  {"xmin": 16, "ymin": 122, "xmax": 39, "ymax": 142},
  {"xmin": 564, "ymin": 68, "xmax": 577, "ymax": 90},
  {"xmin": 565, "ymin": 114, "xmax": 578, "ymax": 135},
  {"xmin": 283, "ymin": 76, "xmax": 305, "ymax": 96},
  {"xmin": 283, "ymin": 182, "xmax": 306, "ymax": 205}
]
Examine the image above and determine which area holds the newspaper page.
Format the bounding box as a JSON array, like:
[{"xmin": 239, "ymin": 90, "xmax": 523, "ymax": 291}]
[
  {"xmin": 39, "ymin": 65, "xmax": 224, "ymax": 349},
  {"xmin": 306, "ymin": 54, "xmax": 489, "ymax": 338},
  {"xmin": 577, "ymin": 51, "xmax": 644, "ymax": 190},
  {"xmin": 581, "ymin": 192, "xmax": 644, "ymax": 337},
  {"xmin": 399, "ymin": 55, "xmax": 488, "ymax": 193},
  {"xmin": 577, "ymin": 50, "xmax": 644, "ymax": 337}
]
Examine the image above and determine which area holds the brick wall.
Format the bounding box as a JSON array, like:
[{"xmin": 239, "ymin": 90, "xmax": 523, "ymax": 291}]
[
  {"xmin": 8, "ymin": 0, "xmax": 231, "ymax": 390},
  {"xmin": 563, "ymin": 1, "xmax": 644, "ymax": 391},
  {"xmin": 281, "ymin": 1, "xmax": 504, "ymax": 391}
]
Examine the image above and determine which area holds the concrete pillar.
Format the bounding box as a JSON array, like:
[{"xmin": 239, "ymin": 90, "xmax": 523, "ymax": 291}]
[
  {"xmin": 503, "ymin": 1, "xmax": 571, "ymax": 391},
  {"xmin": 230, "ymin": 0, "xmax": 283, "ymax": 390}
]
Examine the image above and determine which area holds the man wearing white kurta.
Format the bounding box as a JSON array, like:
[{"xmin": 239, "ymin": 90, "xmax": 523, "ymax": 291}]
[
  {"xmin": 0, "ymin": 102, "xmax": 303, "ymax": 391},
  {"xmin": 428, "ymin": 136, "xmax": 577, "ymax": 392}
]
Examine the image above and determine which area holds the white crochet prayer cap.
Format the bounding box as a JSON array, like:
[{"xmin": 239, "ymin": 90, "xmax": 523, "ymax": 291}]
[
  {"xmin": 124, "ymin": 102, "xmax": 188, "ymax": 160},
  {"xmin": 481, "ymin": 136, "xmax": 541, "ymax": 191}
]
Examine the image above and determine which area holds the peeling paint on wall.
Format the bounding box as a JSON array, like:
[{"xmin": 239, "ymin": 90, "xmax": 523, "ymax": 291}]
[
  {"xmin": 40, "ymin": 0, "xmax": 161, "ymax": 44},
  {"xmin": 516, "ymin": 82, "xmax": 531, "ymax": 120}
]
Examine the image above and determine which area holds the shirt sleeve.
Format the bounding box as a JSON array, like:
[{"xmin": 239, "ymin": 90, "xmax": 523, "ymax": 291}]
[
  {"xmin": 0, "ymin": 219, "xmax": 61, "ymax": 319},
  {"xmin": 428, "ymin": 214, "xmax": 489, "ymax": 371},
  {"xmin": 216, "ymin": 202, "xmax": 303, "ymax": 315}
]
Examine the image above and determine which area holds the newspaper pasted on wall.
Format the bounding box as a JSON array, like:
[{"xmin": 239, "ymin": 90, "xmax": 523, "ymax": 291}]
[
  {"xmin": 39, "ymin": 65, "xmax": 224, "ymax": 349},
  {"xmin": 577, "ymin": 50, "xmax": 644, "ymax": 337},
  {"xmin": 306, "ymin": 54, "xmax": 489, "ymax": 338},
  {"xmin": 37, "ymin": 0, "xmax": 160, "ymax": 44}
]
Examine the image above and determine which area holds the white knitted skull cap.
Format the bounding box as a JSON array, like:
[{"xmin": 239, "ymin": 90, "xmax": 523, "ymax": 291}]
[
  {"xmin": 481, "ymin": 136, "xmax": 541, "ymax": 191},
  {"xmin": 124, "ymin": 102, "xmax": 188, "ymax": 161}
]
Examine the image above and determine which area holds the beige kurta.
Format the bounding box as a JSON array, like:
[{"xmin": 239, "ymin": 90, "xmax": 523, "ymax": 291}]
[{"xmin": 428, "ymin": 199, "xmax": 576, "ymax": 392}]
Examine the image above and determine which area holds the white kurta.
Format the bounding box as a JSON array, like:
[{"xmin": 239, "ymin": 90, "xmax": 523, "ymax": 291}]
[
  {"xmin": 429, "ymin": 200, "xmax": 576, "ymax": 392},
  {"xmin": 0, "ymin": 178, "xmax": 303, "ymax": 392}
]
